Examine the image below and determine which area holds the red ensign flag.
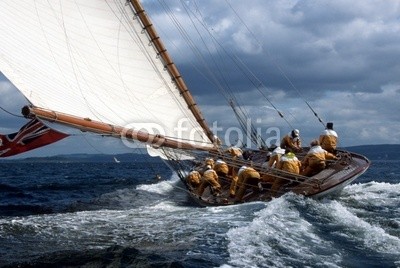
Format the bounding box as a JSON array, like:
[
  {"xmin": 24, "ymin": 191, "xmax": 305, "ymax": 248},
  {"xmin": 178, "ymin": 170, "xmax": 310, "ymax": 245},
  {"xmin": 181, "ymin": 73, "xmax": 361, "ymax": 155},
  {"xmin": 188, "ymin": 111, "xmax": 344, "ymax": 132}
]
[{"xmin": 0, "ymin": 118, "xmax": 68, "ymax": 157}]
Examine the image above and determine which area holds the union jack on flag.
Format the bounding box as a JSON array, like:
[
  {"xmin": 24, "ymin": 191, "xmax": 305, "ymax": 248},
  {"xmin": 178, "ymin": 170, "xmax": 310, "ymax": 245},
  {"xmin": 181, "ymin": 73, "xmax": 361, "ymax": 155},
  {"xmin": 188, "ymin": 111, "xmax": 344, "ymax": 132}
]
[{"xmin": 0, "ymin": 118, "xmax": 69, "ymax": 157}]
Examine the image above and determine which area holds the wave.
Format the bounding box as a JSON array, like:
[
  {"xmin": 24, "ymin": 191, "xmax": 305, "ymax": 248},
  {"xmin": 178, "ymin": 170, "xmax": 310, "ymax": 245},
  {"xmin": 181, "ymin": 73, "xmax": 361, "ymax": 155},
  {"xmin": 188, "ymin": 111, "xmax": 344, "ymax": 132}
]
[
  {"xmin": 339, "ymin": 182, "xmax": 400, "ymax": 218},
  {"xmin": 315, "ymin": 199, "xmax": 400, "ymax": 255},
  {"xmin": 136, "ymin": 173, "xmax": 180, "ymax": 195},
  {"xmin": 225, "ymin": 190, "xmax": 400, "ymax": 267},
  {"xmin": 225, "ymin": 195, "xmax": 341, "ymax": 267},
  {"xmin": 342, "ymin": 181, "xmax": 400, "ymax": 200},
  {"xmin": 66, "ymin": 174, "xmax": 190, "ymax": 212}
]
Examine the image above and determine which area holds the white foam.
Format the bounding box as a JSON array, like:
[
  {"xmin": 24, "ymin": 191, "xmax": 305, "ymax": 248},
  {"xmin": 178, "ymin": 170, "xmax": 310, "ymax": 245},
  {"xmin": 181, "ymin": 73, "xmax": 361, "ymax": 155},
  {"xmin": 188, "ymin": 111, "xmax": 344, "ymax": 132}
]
[
  {"xmin": 136, "ymin": 173, "xmax": 180, "ymax": 194},
  {"xmin": 225, "ymin": 195, "xmax": 340, "ymax": 267},
  {"xmin": 342, "ymin": 182, "xmax": 400, "ymax": 208},
  {"xmin": 316, "ymin": 199, "xmax": 400, "ymax": 255}
]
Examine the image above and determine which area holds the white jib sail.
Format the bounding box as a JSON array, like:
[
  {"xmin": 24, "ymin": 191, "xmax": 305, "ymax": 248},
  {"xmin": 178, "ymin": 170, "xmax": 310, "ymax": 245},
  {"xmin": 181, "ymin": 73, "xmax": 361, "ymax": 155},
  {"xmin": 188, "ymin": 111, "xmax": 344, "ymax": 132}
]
[{"xmin": 0, "ymin": 0, "xmax": 212, "ymax": 150}]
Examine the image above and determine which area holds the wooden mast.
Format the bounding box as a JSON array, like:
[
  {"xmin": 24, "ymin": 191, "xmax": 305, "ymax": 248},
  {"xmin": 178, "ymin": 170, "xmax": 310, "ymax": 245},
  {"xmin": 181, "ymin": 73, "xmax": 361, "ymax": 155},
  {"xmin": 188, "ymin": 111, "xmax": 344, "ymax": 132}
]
[{"xmin": 129, "ymin": 0, "xmax": 217, "ymax": 144}]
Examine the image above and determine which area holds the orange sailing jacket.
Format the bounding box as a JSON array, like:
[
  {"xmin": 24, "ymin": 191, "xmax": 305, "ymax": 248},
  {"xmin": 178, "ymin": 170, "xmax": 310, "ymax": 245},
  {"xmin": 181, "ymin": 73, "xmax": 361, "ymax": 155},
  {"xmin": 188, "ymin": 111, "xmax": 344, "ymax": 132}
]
[
  {"xmin": 319, "ymin": 129, "xmax": 338, "ymax": 152},
  {"xmin": 302, "ymin": 145, "xmax": 337, "ymax": 168},
  {"xmin": 280, "ymin": 134, "xmax": 301, "ymax": 151},
  {"xmin": 276, "ymin": 153, "xmax": 301, "ymax": 174},
  {"xmin": 214, "ymin": 159, "xmax": 229, "ymax": 175}
]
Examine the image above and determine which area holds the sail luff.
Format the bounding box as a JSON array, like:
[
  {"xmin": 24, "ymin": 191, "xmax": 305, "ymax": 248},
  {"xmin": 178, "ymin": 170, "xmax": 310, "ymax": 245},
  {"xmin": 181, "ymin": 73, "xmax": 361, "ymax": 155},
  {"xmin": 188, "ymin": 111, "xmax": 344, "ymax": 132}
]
[
  {"xmin": 22, "ymin": 106, "xmax": 215, "ymax": 152},
  {"xmin": 129, "ymin": 0, "xmax": 216, "ymax": 144}
]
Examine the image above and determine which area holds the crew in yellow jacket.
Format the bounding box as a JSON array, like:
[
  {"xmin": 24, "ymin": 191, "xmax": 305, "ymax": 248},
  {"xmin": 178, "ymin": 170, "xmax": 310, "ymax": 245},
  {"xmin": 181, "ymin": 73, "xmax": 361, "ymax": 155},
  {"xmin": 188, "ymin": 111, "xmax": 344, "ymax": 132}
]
[
  {"xmin": 235, "ymin": 166, "xmax": 261, "ymax": 201},
  {"xmin": 280, "ymin": 129, "xmax": 302, "ymax": 152},
  {"xmin": 224, "ymin": 147, "xmax": 242, "ymax": 197},
  {"xmin": 205, "ymin": 158, "xmax": 215, "ymax": 168},
  {"xmin": 214, "ymin": 159, "xmax": 229, "ymax": 177},
  {"xmin": 261, "ymin": 146, "xmax": 285, "ymax": 184},
  {"xmin": 197, "ymin": 165, "xmax": 221, "ymax": 197},
  {"xmin": 267, "ymin": 146, "xmax": 286, "ymax": 168},
  {"xmin": 276, "ymin": 152, "xmax": 301, "ymax": 174},
  {"xmin": 301, "ymin": 140, "xmax": 337, "ymax": 176},
  {"xmin": 186, "ymin": 170, "xmax": 201, "ymax": 188},
  {"xmin": 225, "ymin": 146, "xmax": 243, "ymax": 159},
  {"xmin": 271, "ymin": 152, "xmax": 301, "ymax": 196},
  {"xmin": 319, "ymin": 122, "xmax": 338, "ymax": 153}
]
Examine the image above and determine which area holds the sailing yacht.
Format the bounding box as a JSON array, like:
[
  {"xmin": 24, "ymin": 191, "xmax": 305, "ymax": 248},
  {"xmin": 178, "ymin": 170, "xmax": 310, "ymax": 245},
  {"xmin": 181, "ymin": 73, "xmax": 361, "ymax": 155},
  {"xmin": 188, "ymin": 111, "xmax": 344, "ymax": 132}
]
[{"xmin": 0, "ymin": 0, "xmax": 370, "ymax": 206}]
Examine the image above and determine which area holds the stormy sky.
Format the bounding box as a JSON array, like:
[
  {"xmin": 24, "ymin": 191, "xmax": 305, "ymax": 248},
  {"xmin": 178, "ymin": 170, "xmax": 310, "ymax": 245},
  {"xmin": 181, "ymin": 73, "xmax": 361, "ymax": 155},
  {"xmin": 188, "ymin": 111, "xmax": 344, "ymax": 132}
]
[{"xmin": 1, "ymin": 0, "xmax": 399, "ymax": 157}]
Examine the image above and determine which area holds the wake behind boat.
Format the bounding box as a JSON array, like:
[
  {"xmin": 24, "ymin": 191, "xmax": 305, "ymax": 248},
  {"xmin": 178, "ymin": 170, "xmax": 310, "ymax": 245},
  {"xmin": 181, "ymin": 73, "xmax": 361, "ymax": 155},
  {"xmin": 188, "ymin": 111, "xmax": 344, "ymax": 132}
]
[{"xmin": 0, "ymin": 0, "xmax": 369, "ymax": 207}]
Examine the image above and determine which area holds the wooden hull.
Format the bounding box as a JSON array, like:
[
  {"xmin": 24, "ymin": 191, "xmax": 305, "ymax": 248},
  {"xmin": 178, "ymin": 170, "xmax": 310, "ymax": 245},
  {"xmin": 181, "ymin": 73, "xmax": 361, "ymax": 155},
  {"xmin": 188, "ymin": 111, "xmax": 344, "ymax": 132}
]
[{"xmin": 182, "ymin": 149, "xmax": 370, "ymax": 207}]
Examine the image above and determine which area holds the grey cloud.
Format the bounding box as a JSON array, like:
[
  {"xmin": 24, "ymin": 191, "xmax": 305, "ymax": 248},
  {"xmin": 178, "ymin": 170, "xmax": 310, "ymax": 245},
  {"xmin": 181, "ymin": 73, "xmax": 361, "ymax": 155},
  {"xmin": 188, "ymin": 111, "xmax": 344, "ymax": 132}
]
[{"xmin": 148, "ymin": 0, "xmax": 400, "ymax": 101}]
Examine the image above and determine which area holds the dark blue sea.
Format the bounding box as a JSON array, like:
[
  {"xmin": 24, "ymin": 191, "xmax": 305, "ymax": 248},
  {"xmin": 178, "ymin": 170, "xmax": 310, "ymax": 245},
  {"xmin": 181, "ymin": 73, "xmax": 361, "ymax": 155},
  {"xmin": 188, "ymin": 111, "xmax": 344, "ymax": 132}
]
[{"xmin": 0, "ymin": 158, "xmax": 399, "ymax": 267}]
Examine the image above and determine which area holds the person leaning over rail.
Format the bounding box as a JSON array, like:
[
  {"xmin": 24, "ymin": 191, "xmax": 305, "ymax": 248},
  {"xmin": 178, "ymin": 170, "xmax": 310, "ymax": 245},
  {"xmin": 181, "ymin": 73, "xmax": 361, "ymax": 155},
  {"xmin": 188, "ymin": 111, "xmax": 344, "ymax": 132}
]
[
  {"xmin": 301, "ymin": 139, "xmax": 338, "ymax": 177},
  {"xmin": 205, "ymin": 158, "xmax": 215, "ymax": 168},
  {"xmin": 186, "ymin": 170, "xmax": 201, "ymax": 188},
  {"xmin": 214, "ymin": 159, "xmax": 229, "ymax": 177},
  {"xmin": 268, "ymin": 146, "xmax": 286, "ymax": 168},
  {"xmin": 260, "ymin": 146, "xmax": 286, "ymax": 185},
  {"xmin": 225, "ymin": 146, "xmax": 243, "ymax": 197},
  {"xmin": 319, "ymin": 122, "xmax": 338, "ymax": 153},
  {"xmin": 225, "ymin": 146, "xmax": 243, "ymax": 159},
  {"xmin": 234, "ymin": 166, "xmax": 261, "ymax": 201},
  {"xmin": 197, "ymin": 157, "xmax": 215, "ymax": 175},
  {"xmin": 281, "ymin": 129, "xmax": 302, "ymax": 152},
  {"xmin": 197, "ymin": 165, "xmax": 221, "ymax": 197},
  {"xmin": 270, "ymin": 151, "xmax": 302, "ymax": 196},
  {"xmin": 214, "ymin": 159, "xmax": 237, "ymax": 197}
]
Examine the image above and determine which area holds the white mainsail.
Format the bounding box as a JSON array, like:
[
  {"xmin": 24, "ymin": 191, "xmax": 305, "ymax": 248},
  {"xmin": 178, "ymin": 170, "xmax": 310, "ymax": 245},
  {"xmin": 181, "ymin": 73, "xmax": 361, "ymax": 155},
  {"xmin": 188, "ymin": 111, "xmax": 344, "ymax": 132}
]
[{"xmin": 0, "ymin": 0, "xmax": 213, "ymax": 150}]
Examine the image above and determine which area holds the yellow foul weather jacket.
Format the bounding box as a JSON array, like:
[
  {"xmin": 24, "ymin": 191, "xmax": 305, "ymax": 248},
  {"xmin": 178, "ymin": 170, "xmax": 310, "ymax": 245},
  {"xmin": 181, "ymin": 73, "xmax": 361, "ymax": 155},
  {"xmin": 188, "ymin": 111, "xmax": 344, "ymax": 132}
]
[
  {"xmin": 319, "ymin": 129, "xmax": 338, "ymax": 153},
  {"xmin": 276, "ymin": 153, "xmax": 301, "ymax": 174}
]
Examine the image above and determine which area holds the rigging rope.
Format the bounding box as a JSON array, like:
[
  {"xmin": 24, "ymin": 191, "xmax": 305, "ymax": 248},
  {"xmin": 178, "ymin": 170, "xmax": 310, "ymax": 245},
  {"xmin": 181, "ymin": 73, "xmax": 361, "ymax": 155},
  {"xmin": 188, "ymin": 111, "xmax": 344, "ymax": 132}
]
[
  {"xmin": 171, "ymin": 0, "xmax": 285, "ymax": 146},
  {"xmin": 224, "ymin": 0, "xmax": 326, "ymax": 128},
  {"xmin": 229, "ymin": 100, "xmax": 266, "ymax": 148},
  {"xmin": 188, "ymin": 1, "xmax": 299, "ymax": 135},
  {"xmin": 0, "ymin": 106, "xmax": 25, "ymax": 118}
]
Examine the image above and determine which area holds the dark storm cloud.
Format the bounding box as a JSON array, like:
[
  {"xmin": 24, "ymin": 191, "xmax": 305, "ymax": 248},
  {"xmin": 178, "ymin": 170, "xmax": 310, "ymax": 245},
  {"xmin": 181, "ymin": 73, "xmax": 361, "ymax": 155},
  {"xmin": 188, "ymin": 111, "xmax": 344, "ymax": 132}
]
[
  {"xmin": 145, "ymin": 0, "xmax": 400, "ymax": 101},
  {"xmin": 144, "ymin": 0, "xmax": 400, "ymax": 145}
]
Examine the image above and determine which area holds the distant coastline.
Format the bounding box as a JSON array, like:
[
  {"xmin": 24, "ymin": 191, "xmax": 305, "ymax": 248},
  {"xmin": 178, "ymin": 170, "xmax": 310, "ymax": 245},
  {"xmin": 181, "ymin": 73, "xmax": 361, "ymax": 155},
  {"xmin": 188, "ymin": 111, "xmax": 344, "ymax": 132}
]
[
  {"xmin": 0, "ymin": 152, "xmax": 162, "ymax": 163},
  {"xmin": 1, "ymin": 144, "xmax": 399, "ymax": 163},
  {"xmin": 344, "ymin": 144, "xmax": 400, "ymax": 161}
]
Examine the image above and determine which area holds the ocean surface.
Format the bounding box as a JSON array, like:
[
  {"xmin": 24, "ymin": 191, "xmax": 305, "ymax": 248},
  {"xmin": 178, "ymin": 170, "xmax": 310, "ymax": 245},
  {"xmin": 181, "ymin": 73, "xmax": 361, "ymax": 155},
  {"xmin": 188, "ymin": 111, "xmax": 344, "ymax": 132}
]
[{"xmin": 0, "ymin": 158, "xmax": 399, "ymax": 267}]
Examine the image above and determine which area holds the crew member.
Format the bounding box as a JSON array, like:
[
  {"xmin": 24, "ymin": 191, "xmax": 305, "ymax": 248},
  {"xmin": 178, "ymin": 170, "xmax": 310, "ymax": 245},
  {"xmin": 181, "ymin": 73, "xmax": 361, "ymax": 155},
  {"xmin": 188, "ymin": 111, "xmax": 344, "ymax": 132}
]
[
  {"xmin": 281, "ymin": 129, "xmax": 302, "ymax": 152},
  {"xmin": 214, "ymin": 159, "xmax": 229, "ymax": 177},
  {"xmin": 186, "ymin": 170, "xmax": 201, "ymax": 188},
  {"xmin": 319, "ymin": 122, "xmax": 338, "ymax": 153},
  {"xmin": 276, "ymin": 151, "xmax": 301, "ymax": 174},
  {"xmin": 267, "ymin": 146, "xmax": 286, "ymax": 168},
  {"xmin": 271, "ymin": 151, "xmax": 301, "ymax": 196},
  {"xmin": 260, "ymin": 146, "xmax": 286, "ymax": 184},
  {"xmin": 225, "ymin": 146, "xmax": 243, "ymax": 159},
  {"xmin": 225, "ymin": 146, "xmax": 243, "ymax": 197},
  {"xmin": 301, "ymin": 139, "xmax": 337, "ymax": 177},
  {"xmin": 205, "ymin": 158, "xmax": 215, "ymax": 168},
  {"xmin": 235, "ymin": 166, "xmax": 261, "ymax": 201},
  {"xmin": 197, "ymin": 165, "xmax": 221, "ymax": 197}
]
